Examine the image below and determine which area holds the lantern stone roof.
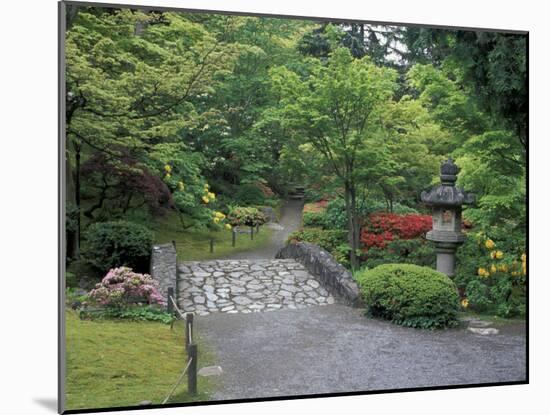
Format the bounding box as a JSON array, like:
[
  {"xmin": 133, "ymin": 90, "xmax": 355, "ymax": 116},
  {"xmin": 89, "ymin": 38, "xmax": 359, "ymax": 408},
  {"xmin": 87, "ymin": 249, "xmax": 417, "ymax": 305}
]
[{"xmin": 421, "ymin": 158, "xmax": 475, "ymax": 207}]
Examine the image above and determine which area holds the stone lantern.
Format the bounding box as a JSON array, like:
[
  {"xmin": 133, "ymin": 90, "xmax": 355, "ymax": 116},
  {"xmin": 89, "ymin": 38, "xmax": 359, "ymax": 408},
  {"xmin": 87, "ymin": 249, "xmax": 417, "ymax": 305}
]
[{"xmin": 421, "ymin": 158, "xmax": 475, "ymax": 277}]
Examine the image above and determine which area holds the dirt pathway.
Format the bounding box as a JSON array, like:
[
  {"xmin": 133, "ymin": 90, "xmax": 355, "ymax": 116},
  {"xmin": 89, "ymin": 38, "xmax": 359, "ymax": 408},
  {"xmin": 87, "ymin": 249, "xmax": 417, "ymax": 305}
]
[{"xmin": 223, "ymin": 199, "xmax": 303, "ymax": 260}]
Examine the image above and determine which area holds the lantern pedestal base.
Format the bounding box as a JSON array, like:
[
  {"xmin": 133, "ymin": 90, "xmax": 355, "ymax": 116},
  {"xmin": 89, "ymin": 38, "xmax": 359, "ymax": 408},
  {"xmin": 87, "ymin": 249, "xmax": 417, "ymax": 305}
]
[{"xmin": 434, "ymin": 242, "xmax": 459, "ymax": 277}]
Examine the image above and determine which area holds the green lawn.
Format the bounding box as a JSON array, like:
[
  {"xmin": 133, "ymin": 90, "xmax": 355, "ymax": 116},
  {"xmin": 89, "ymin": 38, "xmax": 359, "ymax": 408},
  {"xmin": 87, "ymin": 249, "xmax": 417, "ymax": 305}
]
[
  {"xmin": 65, "ymin": 310, "xmax": 217, "ymax": 410},
  {"xmin": 153, "ymin": 211, "xmax": 274, "ymax": 261}
]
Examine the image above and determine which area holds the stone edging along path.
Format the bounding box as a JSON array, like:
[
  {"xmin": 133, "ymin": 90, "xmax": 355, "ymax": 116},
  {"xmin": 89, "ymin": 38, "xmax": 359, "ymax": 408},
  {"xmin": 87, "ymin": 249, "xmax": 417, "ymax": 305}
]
[{"xmin": 276, "ymin": 242, "xmax": 363, "ymax": 307}]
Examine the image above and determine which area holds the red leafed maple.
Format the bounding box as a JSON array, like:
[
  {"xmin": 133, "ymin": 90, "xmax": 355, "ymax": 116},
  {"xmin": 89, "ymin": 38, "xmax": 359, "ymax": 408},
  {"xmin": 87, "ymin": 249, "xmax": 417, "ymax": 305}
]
[{"xmin": 360, "ymin": 213, "xmax": 432, "ymax": 251}]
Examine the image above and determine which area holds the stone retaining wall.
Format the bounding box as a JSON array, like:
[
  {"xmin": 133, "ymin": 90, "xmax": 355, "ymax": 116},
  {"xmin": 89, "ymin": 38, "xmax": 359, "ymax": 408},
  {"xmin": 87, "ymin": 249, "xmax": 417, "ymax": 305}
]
[
  {"xmin": 150, "ymin": 243, "xmax": 177, "ymax": 302},
  {"xmin": 275, "ymin": 242, "xmax": 363, "ymax": 307}
]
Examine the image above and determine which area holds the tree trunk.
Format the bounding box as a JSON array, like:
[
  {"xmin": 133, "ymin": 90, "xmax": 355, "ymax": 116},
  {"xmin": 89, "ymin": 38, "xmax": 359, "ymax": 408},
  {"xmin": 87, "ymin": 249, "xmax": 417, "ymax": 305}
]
[
  {"xmin": 74, "ymin": 142, "xmax": 81, "ymax": 251},
  {"xmin": 65, "ymin": 147, "xmax": 78, "ymax": 260},
  {"xmin": 344, "ymin": 181, "xmax": 360, "ymax": 269}
]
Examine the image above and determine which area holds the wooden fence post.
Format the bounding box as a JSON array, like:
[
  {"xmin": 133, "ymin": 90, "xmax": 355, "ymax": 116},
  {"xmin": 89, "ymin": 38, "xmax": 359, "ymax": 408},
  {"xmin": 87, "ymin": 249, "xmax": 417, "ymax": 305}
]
[
  {"xmin": 167, "ymin": 287, "xmax": 174, "ymax": 314},
  {"xmin": 185, "ymin": 313, "xmax": 194, "ymax": 351},
  {"xmin": 250, "ymin": 226, "xmax": 254, "ymax": 240},
  {"xmin": 187, "ymin": 343, "xmax": 198, "ymax": 395},
  {"xmin": 209, "ymin": 238, "xmax": 214, "ymax": 253},
  {"xmin": 256, "ymin": 224, "xmax": 260, "ymax": 234},
  {"xmin": 232, "ymin": 229, "xmax": 236, "ymax": 247}
]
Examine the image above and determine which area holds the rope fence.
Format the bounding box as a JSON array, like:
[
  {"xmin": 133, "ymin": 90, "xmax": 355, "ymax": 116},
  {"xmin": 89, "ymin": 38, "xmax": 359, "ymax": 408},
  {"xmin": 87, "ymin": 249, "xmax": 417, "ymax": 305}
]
[
  {"xmin": 165, "ymin": 224, "xmax": 263, "ymax": 254},
  {"xmin": 163, "ymin": 288, "xmax": 198, "ymax": 402}
]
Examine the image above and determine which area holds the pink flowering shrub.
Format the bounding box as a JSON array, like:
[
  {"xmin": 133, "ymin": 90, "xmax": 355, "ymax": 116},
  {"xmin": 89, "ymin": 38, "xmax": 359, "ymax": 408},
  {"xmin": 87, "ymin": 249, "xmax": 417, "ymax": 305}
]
[{"xmin": 88, "ymin": 267, "xmax": 166, "ymax": 307}]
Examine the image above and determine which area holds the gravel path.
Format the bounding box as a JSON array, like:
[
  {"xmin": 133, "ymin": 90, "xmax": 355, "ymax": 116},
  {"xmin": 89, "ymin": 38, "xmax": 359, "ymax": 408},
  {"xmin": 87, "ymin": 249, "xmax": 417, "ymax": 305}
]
[
  {"xmin": 196, "ymin": 304, "xmax": 526, "ymax": 401},
  {"xmin": 223, "ymin": 199, "xmax": 303, "ymax": 260}
]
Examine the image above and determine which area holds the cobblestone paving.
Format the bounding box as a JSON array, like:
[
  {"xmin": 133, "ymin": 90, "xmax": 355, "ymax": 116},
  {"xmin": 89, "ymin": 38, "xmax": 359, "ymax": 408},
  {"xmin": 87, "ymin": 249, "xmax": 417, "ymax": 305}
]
[{"xmin": 177, "ymin": 259, "xmax": 335, "ymax": 316}]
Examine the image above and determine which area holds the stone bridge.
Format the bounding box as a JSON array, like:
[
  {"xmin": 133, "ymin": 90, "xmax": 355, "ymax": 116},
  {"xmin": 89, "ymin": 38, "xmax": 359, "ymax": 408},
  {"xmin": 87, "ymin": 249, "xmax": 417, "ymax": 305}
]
[
  {"xmin": 177, "ymin": 259, "xmax": 334, "ymax": 316},
  {"xmin": 150, "ymin": 242, "xmax": 362, "ymax": 316}
]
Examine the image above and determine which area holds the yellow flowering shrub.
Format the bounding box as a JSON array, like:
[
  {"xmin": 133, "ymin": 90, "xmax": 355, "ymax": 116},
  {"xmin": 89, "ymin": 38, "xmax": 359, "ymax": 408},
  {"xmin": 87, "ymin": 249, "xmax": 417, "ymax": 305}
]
[
  {"xmin": 484, "ymin": 239, "xmax": 495, "ymax": 249},
  {"xmin": 456, "ymin": 232, "xmax": 525, "ymax": 318}
]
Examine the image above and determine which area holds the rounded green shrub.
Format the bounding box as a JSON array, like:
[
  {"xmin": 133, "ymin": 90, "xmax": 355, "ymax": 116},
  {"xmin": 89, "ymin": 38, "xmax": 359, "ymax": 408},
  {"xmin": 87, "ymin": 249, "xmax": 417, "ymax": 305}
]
[
  {"xmin": 83, "ymin": 221, "xmax": 154, "ymax": 273},
  {"xmin": 355, "ymin": 264, "xmax": 459, "ymax": 329},
  {"xmin": 302, "ymin": 211, "xmax": 326, "ymax": 227},
  {"xmin": 227, "ymin": 206, "xmax": 267, "ymax": 227}
]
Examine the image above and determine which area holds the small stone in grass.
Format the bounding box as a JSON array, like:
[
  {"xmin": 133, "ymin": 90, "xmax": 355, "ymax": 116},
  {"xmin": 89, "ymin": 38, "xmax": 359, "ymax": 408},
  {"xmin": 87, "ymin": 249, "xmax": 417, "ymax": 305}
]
[{"xmin": 198, "ymin": 366, "xmax": 223, "ymax": 377}]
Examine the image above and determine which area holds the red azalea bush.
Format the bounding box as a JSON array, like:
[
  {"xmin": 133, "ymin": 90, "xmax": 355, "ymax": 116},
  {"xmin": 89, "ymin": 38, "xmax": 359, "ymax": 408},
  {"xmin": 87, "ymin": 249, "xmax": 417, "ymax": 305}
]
[{"xmin": 361, "ymin": 213, "xmax": 432, "ymax": 251}]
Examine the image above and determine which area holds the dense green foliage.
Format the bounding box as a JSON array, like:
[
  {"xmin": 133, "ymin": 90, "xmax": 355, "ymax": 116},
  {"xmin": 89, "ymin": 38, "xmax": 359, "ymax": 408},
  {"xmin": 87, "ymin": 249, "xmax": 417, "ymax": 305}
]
[
  {"xmin": 80, "ymin": 305, "xmax": 175, "ymax": 324},
  {"xmin": 361, "ymin": 239, "xmax": 436, "ymax": 269},
  {"xmin": 355, "ymin": 264, "xmax": 460, "ymax": 329},
  {"xmin": 65, "ymin": 6, "xmax": 526, "ymax": 319},
  {"xmin": 287, "ymin": 228, "xmax": 349, "ymax": 266},
  {"xmin": 82, "ymin": 221, "xmax": 154, "ymax": 273},
  {"xmin": 455, "ymin": 233, "xmax": 526, "ymax": 317}
]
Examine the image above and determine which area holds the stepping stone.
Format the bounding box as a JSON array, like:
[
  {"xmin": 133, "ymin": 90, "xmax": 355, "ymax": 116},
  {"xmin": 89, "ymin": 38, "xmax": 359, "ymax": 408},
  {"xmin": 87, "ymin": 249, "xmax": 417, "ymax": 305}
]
[
  {"xmin": 198, "ymin": 366, "xmax": 223, "ymax": 377},
  {"xmin": 231, "ymin": 286, "xmax": 246, "ymax": 294},
  {"xmin": 193, "ymin": 296, "xmax": 205, "ymax": 304},
  {"xmin": 467, "ymin": 319, "xmax": 493, "ymax": 328},
  {"xmin": 278, "ymin": 290, "xmax": 293, "ymax": 298},
  {"xmin": 221, "ymin": 305, "xmax": 235, "ymax": 312},
  {"xmin": 233, "ymin": 296, "xmax": 253, "ymax": 305},
  {"xmin": 468, "ymin": 327, "xmax": 499, "ymax": 335},
  {"xmin": 281, "ymin": 284, "xmax": 299, "ymax": 293},
  {"xmin": 205, "ymin": 292, "xmax": 218, "ymax": 301},
  {"xmin": 306, "ymin": 280, "xmax": 320, "ymax": 289},
  {"xmin": 248, "ymin": 292, "xmax": 266, "ymax": 299},
  {"xmin": 193, "ymin": 272, "xmax": 210, "ymax": 278}
]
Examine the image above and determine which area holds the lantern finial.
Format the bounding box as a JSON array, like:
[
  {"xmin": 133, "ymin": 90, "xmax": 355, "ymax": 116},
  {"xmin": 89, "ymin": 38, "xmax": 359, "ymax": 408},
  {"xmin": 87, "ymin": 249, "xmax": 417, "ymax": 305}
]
[{"xmin": 440, "ymin": 157, "xmax": 459, "ymax": 185}]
